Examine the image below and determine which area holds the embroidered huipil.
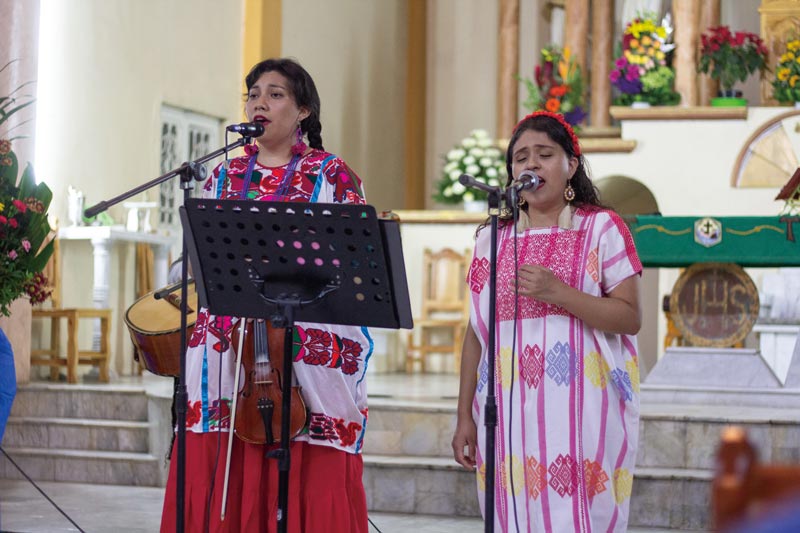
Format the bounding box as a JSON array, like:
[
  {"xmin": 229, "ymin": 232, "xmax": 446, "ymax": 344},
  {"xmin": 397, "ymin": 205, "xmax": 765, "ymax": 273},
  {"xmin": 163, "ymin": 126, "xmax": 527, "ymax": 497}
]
[
  {"xmin": 183, "ymin": 149, "xmax": 373, "ymax": 454},
  {"xmin": 468, "ymin": 208, "xmax": 642, "ymax": 532}
]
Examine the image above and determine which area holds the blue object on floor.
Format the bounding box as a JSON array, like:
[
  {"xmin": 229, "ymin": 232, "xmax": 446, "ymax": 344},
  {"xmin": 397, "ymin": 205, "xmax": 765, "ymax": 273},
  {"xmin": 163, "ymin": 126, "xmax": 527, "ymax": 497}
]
[{"xmin": 0, "ymin": 327, "xmax": 16, "ymax": 443}]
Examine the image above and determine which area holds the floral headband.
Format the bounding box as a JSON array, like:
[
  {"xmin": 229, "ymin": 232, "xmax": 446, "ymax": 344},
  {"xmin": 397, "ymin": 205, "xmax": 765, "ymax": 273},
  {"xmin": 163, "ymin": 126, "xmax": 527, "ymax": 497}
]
[{"xmin": 514, "ymin": 110, "xmax": 582, "ymax": 157}]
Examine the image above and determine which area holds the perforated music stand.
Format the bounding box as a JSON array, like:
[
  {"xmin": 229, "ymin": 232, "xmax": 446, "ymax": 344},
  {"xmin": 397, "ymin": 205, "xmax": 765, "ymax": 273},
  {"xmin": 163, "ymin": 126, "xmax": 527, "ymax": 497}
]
[{"xmin": 179, "ymin": 198, "xmax": 412, "ymax": 532}]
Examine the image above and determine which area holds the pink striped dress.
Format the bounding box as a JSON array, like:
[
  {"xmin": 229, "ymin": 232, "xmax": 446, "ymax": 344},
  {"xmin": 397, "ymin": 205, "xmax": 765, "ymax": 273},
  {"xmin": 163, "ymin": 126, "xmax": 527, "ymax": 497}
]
[{"xmin": 468, "ymin": 207, "xmax": 642, "ymax": 532}]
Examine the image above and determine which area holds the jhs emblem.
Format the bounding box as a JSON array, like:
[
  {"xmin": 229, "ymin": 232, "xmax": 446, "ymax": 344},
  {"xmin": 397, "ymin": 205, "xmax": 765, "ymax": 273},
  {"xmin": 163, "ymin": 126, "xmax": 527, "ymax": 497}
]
[{"xmin": 694, "ymin": 217, "xmax": 722, "ymax": 248}]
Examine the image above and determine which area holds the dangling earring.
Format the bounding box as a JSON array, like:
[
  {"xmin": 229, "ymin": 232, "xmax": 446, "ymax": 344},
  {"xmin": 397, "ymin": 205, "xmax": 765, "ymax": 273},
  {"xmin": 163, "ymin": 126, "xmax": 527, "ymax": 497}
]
[
  {"xmin": 564, "ymin": 180, "xmax": 576, "ymax": 203},
  {"xmin": 517, "ymin": 197, "xmax": 526, "ymax": 208},
  {"xmin": 291, "ymin": 124, "xmax": 307, "ymax": 156}
]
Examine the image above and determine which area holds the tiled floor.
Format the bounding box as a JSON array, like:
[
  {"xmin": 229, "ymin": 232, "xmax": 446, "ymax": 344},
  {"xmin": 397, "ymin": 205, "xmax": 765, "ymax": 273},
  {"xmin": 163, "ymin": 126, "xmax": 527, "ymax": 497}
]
[
  {"xmin": 0, "ymin": 478, "xmax": 485, "ymax": 533},
  {"xmin": 0, "ymin": 478, "xmax": 685, "ymax": 532},
  {"xmin": 1, "ymin": 373, "xmax": 698, "ymax": 532}
]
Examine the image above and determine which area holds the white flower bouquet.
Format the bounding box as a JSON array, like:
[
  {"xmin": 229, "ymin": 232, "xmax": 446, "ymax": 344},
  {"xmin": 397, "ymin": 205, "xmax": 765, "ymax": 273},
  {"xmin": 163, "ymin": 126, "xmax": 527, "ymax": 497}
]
[{"xmin": 434, "ymin": 129, "xmax": 507, "ymax": 205}]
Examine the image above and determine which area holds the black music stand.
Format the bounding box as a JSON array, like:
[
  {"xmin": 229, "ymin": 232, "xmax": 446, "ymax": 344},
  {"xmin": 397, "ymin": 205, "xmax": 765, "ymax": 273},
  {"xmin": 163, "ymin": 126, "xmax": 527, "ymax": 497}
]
[{"xmin": 179, "ymin": 199, "xmax": 412, "ymax": 532}]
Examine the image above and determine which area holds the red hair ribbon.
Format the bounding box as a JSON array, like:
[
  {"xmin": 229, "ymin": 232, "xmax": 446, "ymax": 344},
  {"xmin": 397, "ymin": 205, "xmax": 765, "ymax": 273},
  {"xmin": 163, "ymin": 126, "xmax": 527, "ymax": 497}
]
[{"xmin": 514, "ymin": 111, "xmax": 581, "ymax": 156}]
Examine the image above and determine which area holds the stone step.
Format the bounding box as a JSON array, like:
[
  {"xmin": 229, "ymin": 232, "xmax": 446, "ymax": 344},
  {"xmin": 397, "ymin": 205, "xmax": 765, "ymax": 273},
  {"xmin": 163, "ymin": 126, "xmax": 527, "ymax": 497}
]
[
  {"xmin": 4, "ymin": 416, "xmax": 150, "ymax": 453},
  {"xmin": 363, "ymin": 454, "xmax": 714, "ymax": 530},
  {"xmin": 366, "ymin": 398, "xmax": 800, "ymax": 471},
  {"xmin": 10, "ymin": 383, "xmax": 150, "ymax": 421},
  {"xmin": 0, "ymin": 447, "xmax": 163, "ymax": 486}
]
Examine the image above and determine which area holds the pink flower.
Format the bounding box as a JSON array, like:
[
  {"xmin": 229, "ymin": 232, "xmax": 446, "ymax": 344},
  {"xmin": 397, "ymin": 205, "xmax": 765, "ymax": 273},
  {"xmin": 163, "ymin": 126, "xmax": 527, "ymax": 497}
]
[
  {"xmin": 21, "ymin": 239, "xmax": 31, "ymax": 252},
  {"xmin": 12, "ymin": 199, "xmax": 26, "ymax": 213},
  {"xmin": 8, "ymin": 218, "xmax": 18, "ymax": 228},
  {"xmin": 0, "ymin": 215, "xmax": 6, "ymax": 225},
  {"xmin": 8, "ymin": 250, "xmax": 17, "ymax": 260}
]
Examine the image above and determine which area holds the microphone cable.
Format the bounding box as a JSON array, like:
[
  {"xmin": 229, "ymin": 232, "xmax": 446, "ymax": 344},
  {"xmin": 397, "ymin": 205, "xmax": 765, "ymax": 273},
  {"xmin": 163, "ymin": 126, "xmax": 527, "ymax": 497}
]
[
  {"xmin": 507, "ymin": 197, "xmax": 523, "ymax": 532},
  {"xmin": 0, "ymin": 445, "xmax": 86, "ymax": 532}
]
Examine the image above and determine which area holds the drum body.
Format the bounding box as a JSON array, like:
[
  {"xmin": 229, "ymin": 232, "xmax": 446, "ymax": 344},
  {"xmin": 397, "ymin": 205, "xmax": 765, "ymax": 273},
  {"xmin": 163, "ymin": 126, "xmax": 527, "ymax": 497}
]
[{"xmin": 124, "ymin": 285, "xmax": 198, "ymax": 377}]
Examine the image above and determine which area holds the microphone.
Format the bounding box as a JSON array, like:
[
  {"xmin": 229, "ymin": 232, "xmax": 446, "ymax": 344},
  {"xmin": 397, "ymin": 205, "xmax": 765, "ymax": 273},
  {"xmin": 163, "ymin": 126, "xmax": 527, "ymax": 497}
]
[
  {"xmin": 510, "ymin": 170, "xmax": 541, "ymax": 193},
  {"xmin": 458, "ymin": 173, "xmax": 497, "ymax": 194},
  {"xmin": 226, "ymin": 122, "xmax": 265, "ymax": 137}
]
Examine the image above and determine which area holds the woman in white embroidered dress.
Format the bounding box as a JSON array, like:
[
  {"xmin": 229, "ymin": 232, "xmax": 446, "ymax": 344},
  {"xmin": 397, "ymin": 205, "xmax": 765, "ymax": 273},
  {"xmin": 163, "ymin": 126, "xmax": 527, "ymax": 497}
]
[
  {"xmin": 452, "ymin": 111, "xmax": 642, "ymax": 532},
  {"xmin": 161, "ymin": 58, "xmax": 371, "ymax": 533}
]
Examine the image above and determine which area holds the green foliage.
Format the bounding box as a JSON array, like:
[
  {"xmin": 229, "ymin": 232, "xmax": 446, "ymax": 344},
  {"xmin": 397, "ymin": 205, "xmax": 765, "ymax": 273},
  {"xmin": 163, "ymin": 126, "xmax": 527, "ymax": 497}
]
[
  {"xmin": 697, "ymin": 26, "xmax": 769, "ymax": 93},
  {"xmin": 0, "ymin": 61, "xmax": 53, "ymax": 316}
]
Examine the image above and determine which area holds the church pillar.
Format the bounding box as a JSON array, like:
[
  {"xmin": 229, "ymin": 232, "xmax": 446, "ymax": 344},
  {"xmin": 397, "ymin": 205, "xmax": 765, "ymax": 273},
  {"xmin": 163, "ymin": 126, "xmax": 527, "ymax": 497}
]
[
  {"xmin": 564, "ymin": 0, "xmax": 589, "ymax": 77},
  {"xmin": 698, "ymin": 0, "xmax": 721, "ymax": 105},
  {"xmin": 673, "ymin": 0, "xmax": 701, "ymax": 106},
  {"xmin": 497, "ymin": 0, "xmax": 520, "ymax": 136},
  {"xmin": 242, "ymin": 0, "xmax": 282, "ymax": 90},
  {"xmin": 590, "ymin": 0, "xmax": 614, "ymax": 127}
]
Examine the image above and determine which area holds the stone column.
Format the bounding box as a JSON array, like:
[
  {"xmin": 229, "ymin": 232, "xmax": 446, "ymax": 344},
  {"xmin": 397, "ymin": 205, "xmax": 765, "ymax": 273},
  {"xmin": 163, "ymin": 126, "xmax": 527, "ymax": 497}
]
[
  {"xmin": 698, "ymin": 0, "xmax": 720, "ymax": 105},
  {"xmin": 673, "ymin": 0, "xmax": 701, "ymax": 106},
  {"xmin": 564, "ymin": 0, "xmax": 590, "ymax": 76},
  {"xmin": 0, "ymin": 0, "xmax": 40, "ymax": 384},
  {"xmin": 497, "ymin": 0, "xmax": 520, "ymax": 136},
  {"xmin": 591, "ymin": 0, "xmax": 615, "ymax": 127}
]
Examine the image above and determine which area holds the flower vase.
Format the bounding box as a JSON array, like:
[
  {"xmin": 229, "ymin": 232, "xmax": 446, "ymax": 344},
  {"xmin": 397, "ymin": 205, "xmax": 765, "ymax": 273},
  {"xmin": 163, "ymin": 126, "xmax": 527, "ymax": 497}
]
[
  {"xmin": 463, "ymin": 200, "xmax": 488, "ymax": 213},
  {"xmin": 631, "ymin": 101, "xmax": 651, "ymax": 109},
  {"xmin": 0, "ymin": 297, "xmax": 32, "ymax": 384},
  {"xmin": 711, "ymin": 89, "xmax": 747, "ymax": 107}
]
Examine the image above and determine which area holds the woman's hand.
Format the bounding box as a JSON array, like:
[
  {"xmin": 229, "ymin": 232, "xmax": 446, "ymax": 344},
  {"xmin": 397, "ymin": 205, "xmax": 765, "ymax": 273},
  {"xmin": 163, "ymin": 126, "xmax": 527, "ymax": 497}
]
[
  {"xmin": 515, "ymin": 264, "xmax": 565, "ymax": 304},
  {"xmin": 452, "ymin": 416, "xmax": 478, "ymax": 470}
]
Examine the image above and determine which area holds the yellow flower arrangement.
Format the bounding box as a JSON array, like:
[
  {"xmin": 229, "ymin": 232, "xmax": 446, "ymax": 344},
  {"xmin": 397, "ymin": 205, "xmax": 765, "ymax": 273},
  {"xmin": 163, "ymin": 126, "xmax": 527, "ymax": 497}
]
[{"xmin": 772, "ymin": 38, "xmax": 800, "ymax": 103}]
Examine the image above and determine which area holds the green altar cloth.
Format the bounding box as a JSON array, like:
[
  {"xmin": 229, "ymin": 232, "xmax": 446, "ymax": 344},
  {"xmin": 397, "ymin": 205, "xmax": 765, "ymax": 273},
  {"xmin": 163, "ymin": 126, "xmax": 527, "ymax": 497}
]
[{"xmin": 627, "ymin": 215, "xmax": 800, "ymax": 267}]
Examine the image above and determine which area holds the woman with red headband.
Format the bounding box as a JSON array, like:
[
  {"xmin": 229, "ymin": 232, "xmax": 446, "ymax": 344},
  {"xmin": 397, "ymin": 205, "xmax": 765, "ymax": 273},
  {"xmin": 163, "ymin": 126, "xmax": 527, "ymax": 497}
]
[{"xmin": 452, "ymin": 111, "xmax": 642, "ymax": 531}]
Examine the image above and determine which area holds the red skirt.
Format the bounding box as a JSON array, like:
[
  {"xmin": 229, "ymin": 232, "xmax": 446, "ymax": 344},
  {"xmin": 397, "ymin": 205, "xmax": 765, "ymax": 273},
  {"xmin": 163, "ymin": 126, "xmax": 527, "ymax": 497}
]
[{"xmin": 160, "ymin": 433, "xmax": 367, "ymax": 533}]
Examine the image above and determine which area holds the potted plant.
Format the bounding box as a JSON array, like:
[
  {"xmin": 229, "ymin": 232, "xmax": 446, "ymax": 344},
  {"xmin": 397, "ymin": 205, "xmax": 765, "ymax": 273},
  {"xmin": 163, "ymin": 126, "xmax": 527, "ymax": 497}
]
[
  {"xmin": 609, "ymin": 14, "xmax": 680, "ymax": 107},
  {"xmin": 0, "ymin": 61, "xmax": 54, "ymax": 317},
  {"xmin": 520, "ymin": 45, "xmax": 587, "ymax": 127},
  {"xmin": 698, "ymin": 25, "xmax": 769, "ymax": 106},
  {"xmin": 772, "ymin": 37, "xmax": 800, "ymax": 106},
  {"xmin": 434, "ymin": 129, "xmax": 507, "ymax": 211}
]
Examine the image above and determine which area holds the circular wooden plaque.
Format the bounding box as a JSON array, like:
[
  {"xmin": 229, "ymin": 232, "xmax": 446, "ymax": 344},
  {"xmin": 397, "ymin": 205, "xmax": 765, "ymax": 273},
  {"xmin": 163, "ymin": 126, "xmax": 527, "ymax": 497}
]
[{"xmin": 669, "ymin": 262, "xmax": 760, "ymax": 348}]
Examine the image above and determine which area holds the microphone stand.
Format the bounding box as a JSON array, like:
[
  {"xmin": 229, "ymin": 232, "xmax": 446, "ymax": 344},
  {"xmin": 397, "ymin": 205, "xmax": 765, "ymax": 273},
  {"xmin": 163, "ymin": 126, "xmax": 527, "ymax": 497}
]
[
  {"xmin": 84, "ymin": 135, "xmax": 253, "ymax": 533},
  {"xmin": 458, "ymin": 174, "xmax": 519, "ymax": 533}
]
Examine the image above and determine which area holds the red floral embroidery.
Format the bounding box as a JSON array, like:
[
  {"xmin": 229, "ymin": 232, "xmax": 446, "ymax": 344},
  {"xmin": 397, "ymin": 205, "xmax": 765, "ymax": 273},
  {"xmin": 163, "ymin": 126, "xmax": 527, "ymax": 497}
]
[
  {"xmin": 186, "ymin": 400, "xmax": 202, "ymax": 427},
  {"xmin": 301, "ymin": 328, "xmax": 333, "ymax": 365},
  {"xmin": 335, "ymin": 419, "xmax": 362, "ymax": 447},
  {"xmin": 207, "ymin": 318, "xmax": 232, "ymax": 354},
  {"xmin": 189, "ymin": 311, "xmax": 209, "ymax": 348},
  {"xmin": 340, "ymin": 337, "xmax": 363, "ymax": 375}
]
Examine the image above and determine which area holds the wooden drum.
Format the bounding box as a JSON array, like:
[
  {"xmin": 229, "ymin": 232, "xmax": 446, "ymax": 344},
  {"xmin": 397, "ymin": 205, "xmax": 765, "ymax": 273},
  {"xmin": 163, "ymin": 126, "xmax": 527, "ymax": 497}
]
[{"xmin": 124, "ymin": 283, "xmax": 199, "ymax": 377}]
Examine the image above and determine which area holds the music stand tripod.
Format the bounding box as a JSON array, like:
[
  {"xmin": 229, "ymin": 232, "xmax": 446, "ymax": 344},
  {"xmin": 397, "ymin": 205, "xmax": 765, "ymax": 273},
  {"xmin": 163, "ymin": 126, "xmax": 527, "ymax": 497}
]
[{"xmin": 180, "ymin": 198, "xmax": 413, "ymax": 533}]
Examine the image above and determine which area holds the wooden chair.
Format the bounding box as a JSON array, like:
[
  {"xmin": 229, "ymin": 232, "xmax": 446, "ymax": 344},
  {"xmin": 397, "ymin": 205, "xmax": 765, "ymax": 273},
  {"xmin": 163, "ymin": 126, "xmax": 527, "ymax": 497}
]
[
  {"xmin": 406, "ymin": 247, "xmax": 471, "ymax": 373},
  {"xmin": 712, "ymin": 426, "xmax": 800, "ymax": 531},
  {"xmin": 30, "ymin": 239, "xmax": 112, "ymax": 383}
]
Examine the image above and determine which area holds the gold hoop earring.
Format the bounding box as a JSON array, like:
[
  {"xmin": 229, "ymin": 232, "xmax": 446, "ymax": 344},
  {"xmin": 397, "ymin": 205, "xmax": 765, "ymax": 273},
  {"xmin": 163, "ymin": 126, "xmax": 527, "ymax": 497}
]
[
  {"xmin": 518, "ymin": 197, "xmax": 526, "ymax": 207},
  {"xmin": 564, "ymin": 182, "xmax": 576, "ymax": 203}
]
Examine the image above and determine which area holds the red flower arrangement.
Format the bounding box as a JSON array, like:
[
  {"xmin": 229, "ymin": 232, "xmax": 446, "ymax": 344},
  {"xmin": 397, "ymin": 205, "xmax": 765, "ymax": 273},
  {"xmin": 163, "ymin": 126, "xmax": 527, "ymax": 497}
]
[{"xmin": 698, "ymin": 26, "xmax": 769, "ymax": 94}]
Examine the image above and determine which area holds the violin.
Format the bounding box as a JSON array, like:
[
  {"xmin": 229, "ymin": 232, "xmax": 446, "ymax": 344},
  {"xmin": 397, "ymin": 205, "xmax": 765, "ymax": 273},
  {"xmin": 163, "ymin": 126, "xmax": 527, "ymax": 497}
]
[{"xmin": 231, "ymin": 319, "xmax": 308, "ymax": 444}]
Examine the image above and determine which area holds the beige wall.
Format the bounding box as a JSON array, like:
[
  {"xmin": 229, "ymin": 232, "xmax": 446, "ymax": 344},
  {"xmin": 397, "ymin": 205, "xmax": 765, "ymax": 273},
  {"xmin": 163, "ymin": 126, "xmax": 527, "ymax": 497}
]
[
  {"xmin": 35, "ymin": 0, "xmax": 244, "ymax": 376},
  {"xmin": 426, "ymin": 1, "xmax": 500, "ymax": 209},
  {"xmin": 281, "ymin": 0, "xmax": 407, "ymax": 212}
]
